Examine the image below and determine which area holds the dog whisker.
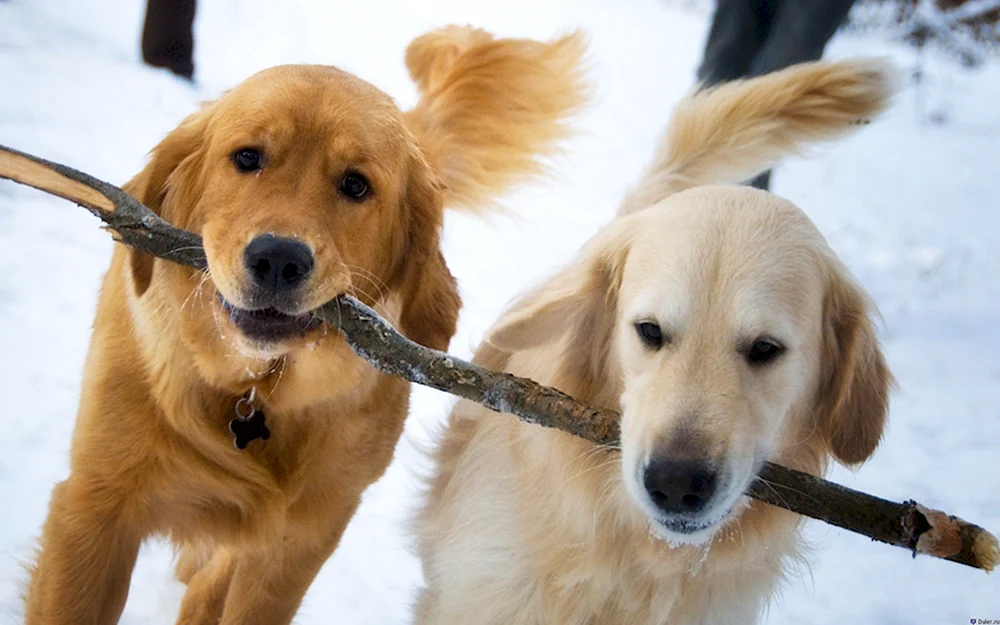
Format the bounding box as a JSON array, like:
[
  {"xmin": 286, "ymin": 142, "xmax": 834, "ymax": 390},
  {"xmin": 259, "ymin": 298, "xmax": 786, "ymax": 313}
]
[
  {"xmin": 161, "ymin": 245, "xmax": 209, "ymax": 259},
  {"xmin": 556, "ymin": 445, "xmax": 618, "ymax": 492},
  {"xmin": 180, "ymin": 272, "xmax": 212, "ymax": 313},
  {"xmin": 751, "ymin": 476, "xmax": 821, "ymax": 512},
  {"xmin": 338, "ymin": 263, "xmax": 391, "ymax": 300},
  {"xmin": 342, "ymin": 281, "xmax": 400, "ymax": 329},
  {"xmin": 264, "ymin": 356, "xmax": 288, "ymax": 401}
]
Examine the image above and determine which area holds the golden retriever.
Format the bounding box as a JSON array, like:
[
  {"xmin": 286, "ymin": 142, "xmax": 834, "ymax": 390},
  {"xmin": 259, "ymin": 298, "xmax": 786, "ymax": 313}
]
[
  {"xmin": 415, "ymin": 59, "xmax": 896, "ymax": 625},
  {"xmin": 24, "ymin": 26, "xmax": 587, "ymax": 624}
]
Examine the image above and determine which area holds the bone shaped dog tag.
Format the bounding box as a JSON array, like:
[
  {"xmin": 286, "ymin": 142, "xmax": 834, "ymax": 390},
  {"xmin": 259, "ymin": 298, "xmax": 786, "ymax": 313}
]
[{"xmin": 229, "ymin": 389, "xmax": 270, "ymax": 450}]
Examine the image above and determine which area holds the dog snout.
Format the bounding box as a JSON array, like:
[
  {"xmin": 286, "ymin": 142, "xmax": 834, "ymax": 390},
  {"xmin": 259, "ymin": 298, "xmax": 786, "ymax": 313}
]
[
  {"xmin": 244, "ymin": 235, "xmax": 314, "ymax": 293},
  {"xmin": 643, "ymin": 458, "xmax": 717, "ymax": 515}
]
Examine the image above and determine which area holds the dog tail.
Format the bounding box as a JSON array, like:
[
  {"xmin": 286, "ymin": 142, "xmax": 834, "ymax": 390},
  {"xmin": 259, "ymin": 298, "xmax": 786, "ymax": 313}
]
[
  {"xmin": 404, "ymin": 26, "xmax": 590, "ymax": 213},
  {"xmin": 618, "ymin": 58, "xmax": 897, "ymax": 216}
]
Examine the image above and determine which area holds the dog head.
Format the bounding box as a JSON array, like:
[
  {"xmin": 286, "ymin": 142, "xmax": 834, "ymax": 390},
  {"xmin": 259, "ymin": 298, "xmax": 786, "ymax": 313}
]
[
  {"xmin": 121, "ymin": 28, "xmax": 588, "ymax": 405},
  {"xmin": 125, "ymin": 65, "xmax": 455, "ymax": 361},
  {"xmin": 488, "ymin": 186, "xmax": 892, "ymax": 545}
]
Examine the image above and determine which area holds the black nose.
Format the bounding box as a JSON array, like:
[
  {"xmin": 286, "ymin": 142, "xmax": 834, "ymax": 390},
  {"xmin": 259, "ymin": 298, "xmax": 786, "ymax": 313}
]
[
  {"xmin": 244, "ymin": 235, "xmax": 314, "ymax": 293},
  {"xmin": 643, "ymin": 458, "xmax": 717, "ymax": 514}
]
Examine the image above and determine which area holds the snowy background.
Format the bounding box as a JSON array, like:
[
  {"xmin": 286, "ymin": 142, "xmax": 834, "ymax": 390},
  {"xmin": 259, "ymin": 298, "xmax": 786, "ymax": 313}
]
[{"xmin": 1, "ymin": 0, "xmax": 998, "ymax": 622}]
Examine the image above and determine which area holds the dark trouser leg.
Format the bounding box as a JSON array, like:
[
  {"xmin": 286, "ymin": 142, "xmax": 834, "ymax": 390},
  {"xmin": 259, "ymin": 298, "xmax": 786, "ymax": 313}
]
[
  {"xmin": 748, "ymin": 0, "xmax": 857, "ymax": 76},
  {"xmin": 697, "ymin": 0, "xmax": 779, "ymax": 86},
  {"xmin": 698, "ymin": 0, "xmax": 779, "ymax": 190},
  {"xmin": 141, "ymin": 0, "xmax": 197, "ymax": 80},
  {"xmin": 746, "ymin": 170, "xmax": 771, "ymax": 190}
]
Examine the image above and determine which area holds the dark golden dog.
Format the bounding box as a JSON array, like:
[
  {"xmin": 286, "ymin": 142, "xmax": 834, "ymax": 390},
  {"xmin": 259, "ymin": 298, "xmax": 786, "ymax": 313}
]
[{"xmin": 24, "ymin": 26, "xmax": 587, "ymax": 624}]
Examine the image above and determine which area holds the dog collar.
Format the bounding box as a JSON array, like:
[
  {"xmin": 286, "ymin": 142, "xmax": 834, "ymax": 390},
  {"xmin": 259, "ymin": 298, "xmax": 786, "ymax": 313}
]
[{"xmin": 229, "ymin": 387, "xmax": 270, "ymax": 450}]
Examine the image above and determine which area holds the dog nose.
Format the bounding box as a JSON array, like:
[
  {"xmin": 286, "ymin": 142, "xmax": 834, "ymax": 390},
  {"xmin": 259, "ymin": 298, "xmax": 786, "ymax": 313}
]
[
  {"xmin": 643, "ymin": 458, "xmax": 717, "ymax": 514},
  {"xmin": 244, "ymin": 235, "xmax": 314, "ymax": 293}
]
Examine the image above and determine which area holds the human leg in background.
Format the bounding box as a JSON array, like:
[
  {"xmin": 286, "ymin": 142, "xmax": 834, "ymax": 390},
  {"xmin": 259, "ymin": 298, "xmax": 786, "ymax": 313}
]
[{"xmin": 141, "ymin": 0, "xmax": 197, "ymax": 80}]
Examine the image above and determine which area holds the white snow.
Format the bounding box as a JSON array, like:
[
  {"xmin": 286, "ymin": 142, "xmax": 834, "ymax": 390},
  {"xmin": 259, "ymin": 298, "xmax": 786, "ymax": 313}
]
[{"xmin": 1, "ymin": 0, "xmax": 998, "ymax": 622}]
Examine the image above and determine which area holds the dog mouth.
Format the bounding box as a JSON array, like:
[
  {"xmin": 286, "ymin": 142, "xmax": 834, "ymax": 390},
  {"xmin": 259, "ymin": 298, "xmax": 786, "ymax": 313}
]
[
  {"xmin": 644, "ymin": 470, "xmax": 757, "ymax": 544},
  {"xmin": 627, "ymin": 461, "xmax": 746, "ymax": 545},
  {"xmin": 217, "ymin": 294, "xmax": 322, "ymax": 343},
  {"xmin": 652, "ymin": 507, "xmax": 734, "ymax": 537}
]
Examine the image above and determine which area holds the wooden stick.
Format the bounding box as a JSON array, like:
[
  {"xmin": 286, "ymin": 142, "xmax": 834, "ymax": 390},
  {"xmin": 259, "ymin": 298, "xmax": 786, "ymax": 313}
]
[{"xmin": 1, "ymin": 143, "xmax": 997, "ymax": 572}]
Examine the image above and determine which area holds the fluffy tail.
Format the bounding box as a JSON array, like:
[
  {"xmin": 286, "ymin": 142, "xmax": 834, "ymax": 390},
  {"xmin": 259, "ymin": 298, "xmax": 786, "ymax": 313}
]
[
  {"xmin": 403, "ymin": 26, "xmax": 590, "ymax": 213},
  {"xmin": 619, "ymin": 58, "xmax": 897, "ymax": 216}
]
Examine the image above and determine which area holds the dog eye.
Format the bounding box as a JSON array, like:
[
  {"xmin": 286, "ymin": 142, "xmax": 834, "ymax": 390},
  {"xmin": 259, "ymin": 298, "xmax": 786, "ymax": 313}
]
[
  {"xmin": 340, "ymin": 172, "xmax": 370, "ymax": 201},
  {"xmin": 635, "ymin": 322, "xmax": 664, "ymax": 349},
  {"xmin": 746, "ymin": 338, "xmax": 785, "ymax": 366},
  {"xmin": 232, "ymin": 148, "xmax": 263, "ymax": 173}
]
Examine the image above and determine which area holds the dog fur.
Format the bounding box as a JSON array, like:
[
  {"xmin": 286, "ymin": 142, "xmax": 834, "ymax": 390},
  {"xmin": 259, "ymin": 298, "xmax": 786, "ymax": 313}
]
[
  {"xmin": 415, "ymin": 59, "xmax": 896, "ymax": 625},
  {"xmin": 23, "ymin": 27, "xmax": 587, "ymax": 625}
]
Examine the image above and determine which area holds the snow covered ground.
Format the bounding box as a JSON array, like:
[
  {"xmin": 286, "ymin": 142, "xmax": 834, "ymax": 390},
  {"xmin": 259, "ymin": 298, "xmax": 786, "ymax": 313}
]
[{"xmin": 1, "ymin": 0, "xmax": 998, "ymax": 622}]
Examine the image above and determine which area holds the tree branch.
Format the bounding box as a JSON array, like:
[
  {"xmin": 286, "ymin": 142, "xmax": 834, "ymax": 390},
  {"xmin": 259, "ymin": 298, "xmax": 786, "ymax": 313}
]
[
  {"xmin": 1, "ymin": 143, "xmax": 996, "ymax": 572},
  {"xmin": 893, "ymin": 0, "xmax": 1000, "ymax": 67}
]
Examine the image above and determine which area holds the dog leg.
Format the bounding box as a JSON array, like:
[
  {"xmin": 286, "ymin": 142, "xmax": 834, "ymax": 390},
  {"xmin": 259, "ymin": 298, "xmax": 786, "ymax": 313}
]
[
  {"xmin": 24, "ymin": 479, "xmax": 144, "ymax": 625},
  {"xmin": 175, "ymin": 548, "xmax": 235, "ymax": 625},
  {"xmin": 175, "ymin": 542, "xmax": 213, "ymax": 585},
  {"xmin": 213, "ymin": 501, "xmax": 360, "ymax": 625}
]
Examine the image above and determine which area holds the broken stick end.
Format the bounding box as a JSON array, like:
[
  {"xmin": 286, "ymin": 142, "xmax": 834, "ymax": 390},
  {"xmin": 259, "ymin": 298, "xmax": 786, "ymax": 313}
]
[
  {"xmin": 913, "ymin": 503, "xmax": 999, "ymax": 572},
  {"xmin": 974, "ymin": 532, "xmax": 999, "ymax": 573}
]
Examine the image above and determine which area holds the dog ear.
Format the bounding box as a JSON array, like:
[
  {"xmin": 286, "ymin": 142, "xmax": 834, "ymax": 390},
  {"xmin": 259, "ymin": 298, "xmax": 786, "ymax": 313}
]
[
  {"xmin": 122, "ymin": 110, "xmax": 209, "ymax": 296},
  {"xmin": 487, "ymin": 221, "xmax": 632, "ymax": 395},
  {"xmin": 815, "ymin": 258, "xmax": 894, "ymax": 466},
  {"xmin": 485, "ymin": 270, "xmax": 595, "ymax": 353},
  {"xmin": 394, "ymin": 150, "xmax": 461, "ymax": 352}
]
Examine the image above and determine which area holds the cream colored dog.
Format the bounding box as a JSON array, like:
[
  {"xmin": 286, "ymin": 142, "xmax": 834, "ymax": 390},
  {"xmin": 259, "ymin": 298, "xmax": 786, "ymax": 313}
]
[{"xmin": 415, "ymin": 59, "xmax": 896, "ymax": 624}]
